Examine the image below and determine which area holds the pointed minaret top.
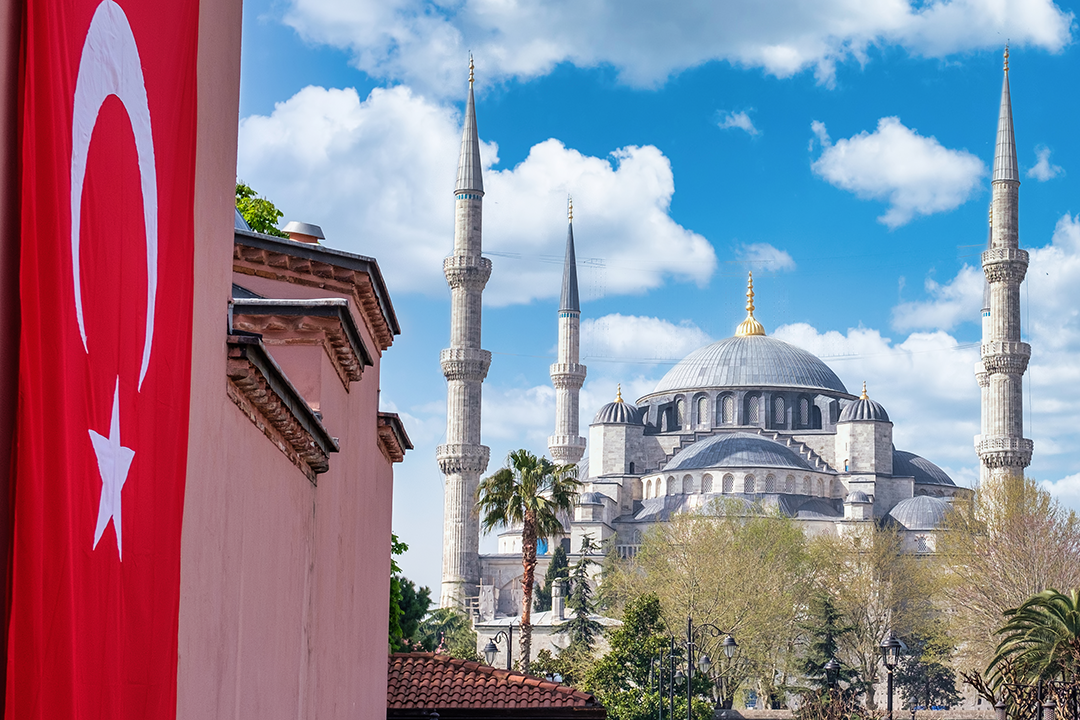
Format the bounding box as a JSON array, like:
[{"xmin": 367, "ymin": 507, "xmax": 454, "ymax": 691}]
[
  {"xmin": 993, "ymin": 46, "xmax": 1019, "ymax": 183},
  {"xmin": 456, "ymin": 57, "xmax": 484, "ymax": 195},
  {"xmin": 735, "ymin": 272, "xmax": 766, "ymax": 337},
  {"xmin": 860, "ymin": 381, "xmax": 868, "ymax": 400},
  {"xmin": 560, "ymin": 197, "xmax": 580, "ymax": 313},
  {"xmin": 615, "ymin": 384, "xmax": 623, "ymax": 403}
]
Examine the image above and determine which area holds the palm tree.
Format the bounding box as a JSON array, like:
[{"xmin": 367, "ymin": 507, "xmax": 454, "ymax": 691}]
[
  {"xmin": 988, "ymin": 588, "xmax": 1080, "ymax": 685},
  {"xmin": 477, "ymin": 449, "xmax": 579, "ymax": 673}
]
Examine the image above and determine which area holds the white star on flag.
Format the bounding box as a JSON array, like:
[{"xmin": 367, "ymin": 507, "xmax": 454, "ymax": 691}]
[{"xmin": 89, "ymin": 377, "xmax": 135, "ymax": 560}]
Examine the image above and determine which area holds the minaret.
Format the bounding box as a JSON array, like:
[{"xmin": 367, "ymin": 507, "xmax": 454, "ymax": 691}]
[
  {"xmin": 548, "ymin": 198, "xmax": 587, "ymax": 465},
  {"xmin": 438, "ymin": 57, "xmax": 491, "ymax": 609},
  {"xmin": 976, "ymin": 47, "xmax": 1032, "ymax": 484}
]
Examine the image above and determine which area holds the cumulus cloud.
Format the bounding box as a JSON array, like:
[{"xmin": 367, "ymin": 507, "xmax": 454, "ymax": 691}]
[
  {"xmin": 581, "ymin": 314, "xmax": 712, "ymax": 362},
  {"xmin": 1041, "ymin": 473, "xmax": 1080, "ymax": 504},
  {"xmin": 1027, "ymin": 144, "xmax": 1064, "ymax": 181},
  {"xmin": 811, "ymin": 117, "xmax": 986, "ymax": 227},
  {"xmin": 238, "ymin": 85, "xmax": 715, "ymax": 305},
  {"xmin": 718, "ymin": 110, "xmax": 759, "ymax": 136},
  {"xmin": 891, "ymin": 265, "xmax": 984, "ymax": 331},
  {"xmin": 280, "ymin": 0, "xmax": 1073, "ymax": 96},
  {"xmin": 736, "ymin": 243, "xmax": 796, "ymax": 272}
]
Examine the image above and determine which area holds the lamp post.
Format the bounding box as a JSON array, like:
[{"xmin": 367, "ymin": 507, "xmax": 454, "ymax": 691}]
[
  {"xmin": 880, "ymin": 631, "xmax": 903, "ymax": 720},
  {"xmin": 483, "ymin": 624, "xmax": 513, "ymax": 670},
  {"xmin": 683, "ymin": 616, "xmax": 738, "ymax": 720},
  {"xmin": 824, "ymin": 658, "xmax": 840, "ymax": 691}
]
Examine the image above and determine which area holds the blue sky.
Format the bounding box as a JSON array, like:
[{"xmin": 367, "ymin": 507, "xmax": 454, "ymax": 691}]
[{"xmin": 237, "ymin": 0, "xmax": 1079, "ymax": 592}]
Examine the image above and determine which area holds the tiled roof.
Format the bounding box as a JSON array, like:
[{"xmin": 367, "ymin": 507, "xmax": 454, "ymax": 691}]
[{"xmin": 388, "ymin": 653, "xmax": 604, "ymax": 714}]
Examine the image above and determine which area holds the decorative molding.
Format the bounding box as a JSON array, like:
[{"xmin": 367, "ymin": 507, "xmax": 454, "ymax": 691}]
[
  {"xmin": 976, "ymin": 435, "xmax": 1033, "ymax": 469},
  {"xmin": 226, "ymin": 335, "xmax": 339, "ymax": 483},
  {"xmin": 436, "ymin": 443, "xmax": 490, "ymax": 475},
  {"xmin": 982, "ymin": 247, "xmax": 1029, "ymax": 284},
  {"xmin": 440, "ymin": 347, "xmax": 491, "ymax": 382},
  {"xmin": 378, "ymin": 412, "xmax": 413, "ymax": 464},
  {"xmin": 443, "ymin": 254, "xmax": 492, "ymax": 290}
]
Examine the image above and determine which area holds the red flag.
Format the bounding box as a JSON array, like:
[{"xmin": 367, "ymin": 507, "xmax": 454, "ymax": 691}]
[{"xmin": 7, "ymin": 0, "xmax": 198, "ymax": 716}]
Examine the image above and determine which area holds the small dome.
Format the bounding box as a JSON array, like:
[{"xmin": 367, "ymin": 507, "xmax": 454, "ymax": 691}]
[
  {"xmin": 593, "ymin": 385, "xmax": 645, "ymax": 425},
  {"xmin": 846, "ymin": 490, "xmax": 871, "ymax": 504},
  {"xmin": 839, "ymin": 383, "xmax": 890, "ymax": 422},
  {"xmin": 666, "ymin": 432, "xmax": 814, "ymax": 472},
  {"xmin": 578, "ymin": 492, "xmax": 604, "ymax": 505},
  {"xmin": 887, "ymin": 496, "xmax": 952, "ymax": 531},
  {"xmin": 892, "ymin": 450, "xmax": 955, "ymax": 486}
]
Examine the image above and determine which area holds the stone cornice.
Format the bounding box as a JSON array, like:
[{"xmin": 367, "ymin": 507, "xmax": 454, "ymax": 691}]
[
  {"xmin": 226, "ymin": 335, "xmax": 340, "ymax": 482},
  {"xmin": 436, "ymin": 443, "xmax": 490, "ymax": 475},
  {"xmin": 233, "ymin": 230, "xmax": 399, "ymax": 352},
  {"xmin": 440, "ymin": 347, "xmax": 491, "ymax": 382},
  {"xmin": 378, "ymin": 412, "xmax": 413, "ymax": 464},
  {"xmin": 232, "ymin": 298, "xmax": 372, "ymax": 388},
  {"xmin": 982, "ymin": 247, "xmax": 1029, "ymax": 284},
  {"xmin": 976, "ymin": 435, "xmax": 1033, "ymax": 469},
  {"xmin": 443, "ymin": 254, "xmax": 492, "ymax": 290},
  {"xmin": 980, "ymin": 340, "xmax": 1031, "ymax": 375}
]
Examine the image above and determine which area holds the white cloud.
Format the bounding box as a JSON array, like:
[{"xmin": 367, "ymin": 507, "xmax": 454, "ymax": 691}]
[
  {"xmin": 280, "ymin": 0, "xmax": 1074, "ymax": 96},
  {"xmin": 811, "ymin": 117, "xmax": 986, "ymax": 227},
  {"xmin": 1027, "ymin": 144, "xmax": 1064, "ymax": 181},
  {"xmin": 581, "ymin": 314, "xmax": 712, "ymax": 362},
  {"xmin": 238, "ymin": 85, "xmax": 715, "ymax": 306},
  {"xmin": 1041, "ymin": 473, "xmax": 1080, "ymax": 504},
  {"xmin": 736, "ymin": 243, "xmax": 796, "ymax": 272},
  {"xmin": 891, "ymin": 265, "xmax": 984, "ymax": 331},
  {"xmin": 718, "ymin": 110, "xmax": 759, "ymax": 136}
]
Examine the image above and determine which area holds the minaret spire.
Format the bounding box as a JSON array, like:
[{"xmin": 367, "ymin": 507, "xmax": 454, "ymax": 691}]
[
  {"xmin": 975, "ymin": 47, "xmax": 1032, "ymax": 485},
  {"xmin": 549, "ymin": 197, "xmax": 587, "ymax": 465},
  {"xmin": 439, "ymin": 59, "xmax": 492, "ymax": 609},
  {"xmin": 735, "ymin": 272, "xmax": 766, "ymax": 337}
]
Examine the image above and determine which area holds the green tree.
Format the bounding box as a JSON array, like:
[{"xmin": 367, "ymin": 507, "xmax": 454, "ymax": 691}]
[
  {"xmin": 419, "ymin": 608, "xmax": 479, "ymax": 661},
  {"xmin": 799, "ymin": 593, "xmax": 858, "ymax": 692},
  {"xmin": 235, "ymin": 181, "xmax": 288, "ymax": 237},
  {"xmin": 388, "ymin": 533, "xmax": 408, "ymax": 652},
  {"xmin": 394, "ymin": 578, "xmax": 433, "ymax": 651},
  {"xmin": 535, "ymin": 544, "xmax": 569, "ymax": 612},
  {"xmin": 563, "ymin": 536, "xmax": 602, "ymax": 651},
  {"xmin": 893, "ymin": 633, "xmax": 960, "ymax": 709},
  {"xmin": 988, "ymin": 588, "xmax": 1080, "ymax": 686},
  {"xmin": 477, "ymin": 449, "xmax": 579, "ymax": 673}
]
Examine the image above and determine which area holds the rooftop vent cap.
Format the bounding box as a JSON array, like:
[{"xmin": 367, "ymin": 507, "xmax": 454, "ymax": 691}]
[{"xmin": 282, "ymin": 220, "xmax": 325, "ymax": 244}]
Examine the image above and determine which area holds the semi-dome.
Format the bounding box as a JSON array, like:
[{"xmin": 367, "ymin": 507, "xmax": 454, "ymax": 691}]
[
  {"xmin": 578, "ymin": 492, "xmax": 605, "ymax": 505},
  {"xmin": 593, "ymin": 386, "xmax": 645, "ymax": 425},
  {"xmin": 845, "ymin": 490, "xmax": 871, "ymax": 504},
  {"xmin": 892, "ymin": 450, "xmax": 955, "ymax": 486},
  {"xmin": 887, "ymin": 495, "xmax": 952, "ymax": 531},
  {"xmin": 666, "ymin": 432, "xmax": 814, "ymax": 472},
  {"xmin": 651, "ymin": 335, "xmax": 848, "ymax": 395},
  {"xmin": 795, "ymin": 498, "xmax": 842, "ymax": 520},
  {"xmin": 839, "ymin": 383, "xmax": 890, "ymax": 422}
]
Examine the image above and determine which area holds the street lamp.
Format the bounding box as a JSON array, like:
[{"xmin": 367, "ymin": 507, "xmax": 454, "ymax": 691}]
[
  {"xmin": 824, "ymin": 658, "xmax": 840, "ymax": 690},
  {"xmin": 483, "ymin": 624, "xmax": 513, "ymax": 670},
  {"xmin": 683, "ymin": 616, "xmax": 738, "ymax": 720},
  {"xmin": 880, "ymin": 631, "xmax": 903, "ymax": 720}
]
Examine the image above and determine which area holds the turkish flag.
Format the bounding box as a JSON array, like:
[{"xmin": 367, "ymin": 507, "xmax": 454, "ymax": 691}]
[{"xmin": 7, "ymin": 0, "xmax": 198, "ymax": 717}]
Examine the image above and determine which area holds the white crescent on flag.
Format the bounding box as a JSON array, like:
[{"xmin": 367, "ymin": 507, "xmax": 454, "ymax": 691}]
[{"xmin": 71, "ymin": 0, "xmax": 158, "ymax": 390}]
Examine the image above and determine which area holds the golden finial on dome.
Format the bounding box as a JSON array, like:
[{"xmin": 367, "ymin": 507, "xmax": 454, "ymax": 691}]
[
  {"xmin": 861, "ymin": 381, "xmax": 868, "ymax": 400},
  {"xmin": 615, "ymin": 384, "xmax": 623, "ymax": 403},
  {"xmin": 568, "ymin": 195, "xmax": 573, "ymax": 223},
  {"xmin": 469, "ymin": 54, "xmax": 475, "ymax": 85},
  {"xmin": 1003, "ymin": 44, "xmax": 1009, "ymax": 72},
  {"xmin": 735, "ymin": 271, "xmax": 766, "ymax": 336}
]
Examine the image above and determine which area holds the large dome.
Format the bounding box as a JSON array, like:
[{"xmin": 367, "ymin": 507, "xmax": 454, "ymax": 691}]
[{"xmin": 651, "ymin": 335, "xmax": 849, "ymax": 395}]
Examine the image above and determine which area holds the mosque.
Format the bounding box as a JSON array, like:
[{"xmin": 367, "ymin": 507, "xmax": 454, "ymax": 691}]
[{"xmin": 439, "ymin": 51, "xmax": 1031, "ymax": 620}]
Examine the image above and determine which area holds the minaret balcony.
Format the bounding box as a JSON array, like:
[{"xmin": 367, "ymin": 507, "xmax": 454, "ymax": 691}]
[
  {"xmin": 549, "ymin": 363, "xmax": 587, "ymax": 388},
  {"xmin": 436, "ymin": 443, "xmax": 490, "ymax": 475},
  {"xmin": 980, "ymin": 341, "xmax": 1030, "ymax": 375},
  {"xmin": 443, "ymin": 254, "xmax": 492, "ymax": 290},
  {"xmin": 440, "ymin": 347, "xmax": 491, "ymax": 382},
  {"xmin": 982, "ymin": 247, "xmax": 1028, "ymax": 284},
  {"xmin": 976, "ymin": 435, "xmax": 1033, "ymax": 469}
]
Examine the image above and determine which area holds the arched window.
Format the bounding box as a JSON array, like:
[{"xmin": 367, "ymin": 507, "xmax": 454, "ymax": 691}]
[
  {"xmin": 675, "ymin": 398, "xmax": 686, "ymax": 429},
  {"xmin": 696, "ymin": 396, "xmax": 708, "ymax": 428},
  {"xmin": 628, "ymin": 462, "xmax": 636, "ymax": 474},
  {"xmin": 817, "ymin": 478, "xmax": 825, "ymax": 497},
  {"xmin": 799, "ymin": 397, "xmax": 809, "ymax": 426},
  {"xmin": 668, "ymin": 476, "xmax": 678, "ymax": 495},
  {"xmin": 683, "ymin": 475, "xmax": 693, "ymax": 494},
  {"xmin": 773, "ymin": 397, "xmax": 785, "ymax": 426},
  {"xmin": 765, "ymin": 474, "xmax": 776, "ymax": 493},
  {"xmin": 702, "ymin": 474, "xmax": 714, "ymax": 493},
  {"xmin": 747, "ymin": 394, "xmax": 760, "ymax": 424},
  {"xmin": 744, "ymin": 475, "xmax": 755, "ymax": 494},
  {"xmin": 811, "ymin": 405, "xmax": 822, "ymax": 429},
  {"xmin": 915, "ymin": 536, "xmax": 929, "ymax": 553},
  {"xmin": 803, "ymin": 476, "xmax": 812, "ymax": 495},
  {"xmin": 645, "ymin": 478, "xmax": 653, "ymax": 498},
  {"xmin": 723, "ymin": 474, "xmax": 734, "ymax": 493},
  {"xmin": 724, "ymin": 395, "xmax": 734, "ymax": 423},
  {"xmin": 786, "ymin": 475, "xmax": 795, "ymax": 493}
]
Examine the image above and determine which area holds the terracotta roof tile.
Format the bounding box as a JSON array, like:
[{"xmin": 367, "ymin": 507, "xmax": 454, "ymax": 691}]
[{"xmin": 388, "ymin": 653, "xmax": 603, "ymax": 710}]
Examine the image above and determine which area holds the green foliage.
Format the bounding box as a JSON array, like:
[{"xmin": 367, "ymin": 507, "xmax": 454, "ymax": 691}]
[
  {"xmin": 419, "ymin": 608, "xmax": 480, "ymax": 661},
  {"xmin": 989, "ymin": 587, "xmax": 1080, "ymax": 686},
  {"xmin": 894, "ymin": 634, "xmax": 960, "ymax": 709},
  {"xmin": 563, "ymin": 536, "xmax": 602, "ymax": 651},
  {"xmin": 393, "ymin": 578, "xmax": 433, "ymax": 652},
  {"xmin": 799, "ymin": 593, "xmax": 859, "ymax": 692},
  {"xmin": 235, "ymin": 181, "xmax": 288, "ymax": 237},
  {"xmin": 793, "ymin": 688, "xmax": 876, "ymax": 720},
  {"xmin": 535, "ymin": 544, "xmax": 569, "ymax": 612},
  {"xmin": 388, "ymin": 533, "xmax": 408, "ymax": 651}
]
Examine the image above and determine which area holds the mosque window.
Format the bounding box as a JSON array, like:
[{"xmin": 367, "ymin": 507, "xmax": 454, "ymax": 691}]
[
  {"xmin": 765, "ymin": 474, "xmax": 776, "ymax": 493},
  {"xmin": 800, "ymin": 397, "xmax": 809, "ymax": 426},
  {"xmin": 915, "ymin": 536, "xmax": 929, "ymax": 553},
  {"xmin": 696, "ymin": 396, "xmax": 708, "ymax": 427},
  {"xmin": 667, "ymin": 476, "xmax": 676, "ymax": 495},
  {"xmin": 683, "ymin": 475, "xmax": 693, "ymax": 494},
  {"xmin": 786, "ymin": 475, "xmax": 795, "ymax": 493},
  {"xmin": 803, "ymin": 476, "xmax": 812, "ymax": 494},
  {"xmin": 718, "ymin": 394, "xmax": 734, "ymax": 424},
  {"xmin": 676, "ymin": 398, "xmax": 686, "ymax": 429},
  {"xmin": 817, "ymin": 478, "xmax": 825, "ymax": 497},
  {"xmin": 644, "ymin": 478, "xmax": 652, "ymax": 498},
  {"xmin": 811, "ymin": 405, "xmax": 822, "ymax": 429},
  {"xmin": 723, "ymin": 474, "xmax": 734, "ymax": 493},
  {"xmin": 747, "ymin": 395, "xmax": 760, "ymax": 424},
  {"xmin": 773, "ymin": 397, "xmax": 785, "ymax": 425},
  {"xmin": 702, "ymin": 474, "xmax": 713, "ymax": 493},
  {"xmin": 744, "ymin": 475, "xmax": 755, "ymax": 493},
  {"xmin": 628, "ymin": 462, "xmax": 635, "ymax": 474}
]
